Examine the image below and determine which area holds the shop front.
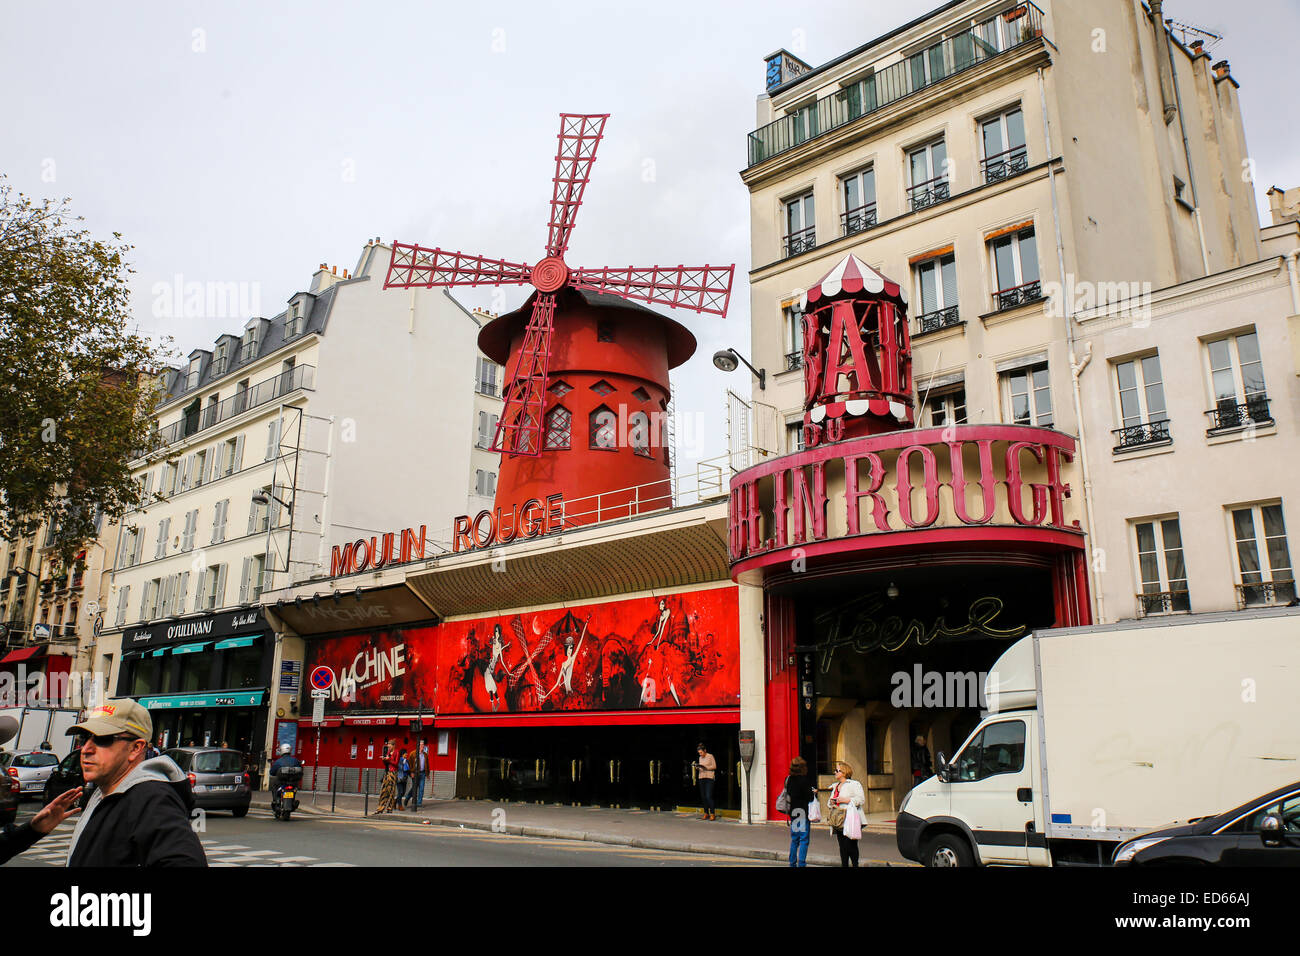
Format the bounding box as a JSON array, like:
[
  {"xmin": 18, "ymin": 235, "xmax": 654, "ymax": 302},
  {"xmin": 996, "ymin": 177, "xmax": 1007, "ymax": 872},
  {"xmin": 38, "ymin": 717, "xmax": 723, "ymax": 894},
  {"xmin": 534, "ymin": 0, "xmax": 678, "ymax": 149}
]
[
  {"xmin": 729, "ymin": 254, "xmax": 1091, "ymax": 819},
  {"xmin": 115, "ymin": 609, "xmax": 274, "ymax": 776},
  {"xmin": 296, "ymin": 584, "xmax": 743, "ymax": 811}
]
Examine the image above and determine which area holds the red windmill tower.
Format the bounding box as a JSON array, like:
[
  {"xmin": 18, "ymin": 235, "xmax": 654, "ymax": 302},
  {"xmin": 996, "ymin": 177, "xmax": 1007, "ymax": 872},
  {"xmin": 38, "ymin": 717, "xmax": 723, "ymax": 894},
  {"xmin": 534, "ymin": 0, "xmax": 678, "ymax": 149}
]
[{"xmin": 383, "ymin": 113, "xmax": 734, "ymax": 528}]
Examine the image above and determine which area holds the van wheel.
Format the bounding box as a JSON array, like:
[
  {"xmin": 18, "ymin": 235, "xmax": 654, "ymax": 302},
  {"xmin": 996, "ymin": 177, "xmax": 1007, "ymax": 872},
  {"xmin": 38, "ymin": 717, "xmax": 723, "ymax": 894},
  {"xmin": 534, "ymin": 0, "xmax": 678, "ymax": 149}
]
[
  {"xmin": 922, "ymin": 833, "xmax": 974, "ymax": 868},
  {"xmin": 231, "ymin": 806, "xmax": 248, "ymax": 818}
]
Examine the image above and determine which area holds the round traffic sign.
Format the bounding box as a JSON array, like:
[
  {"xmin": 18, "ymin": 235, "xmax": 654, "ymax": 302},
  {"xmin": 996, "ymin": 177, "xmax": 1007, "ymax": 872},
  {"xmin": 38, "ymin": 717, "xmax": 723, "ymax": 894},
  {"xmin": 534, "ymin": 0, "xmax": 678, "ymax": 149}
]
[{"xmin": 309, "ymin": 666, "xmax": 335, "ymax": 691}]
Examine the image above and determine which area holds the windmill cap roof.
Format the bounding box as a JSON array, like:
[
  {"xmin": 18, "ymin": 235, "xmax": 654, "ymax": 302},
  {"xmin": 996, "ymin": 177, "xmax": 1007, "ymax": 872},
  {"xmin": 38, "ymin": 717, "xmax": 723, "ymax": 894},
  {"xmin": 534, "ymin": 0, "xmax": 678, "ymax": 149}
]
[
  {"xmin": 800, "ymin": 253, "xmax": 907, "ymax": 310},
  {"xmin": 477, "ymin": 287, "xmax": 698, "ymax": 369}
]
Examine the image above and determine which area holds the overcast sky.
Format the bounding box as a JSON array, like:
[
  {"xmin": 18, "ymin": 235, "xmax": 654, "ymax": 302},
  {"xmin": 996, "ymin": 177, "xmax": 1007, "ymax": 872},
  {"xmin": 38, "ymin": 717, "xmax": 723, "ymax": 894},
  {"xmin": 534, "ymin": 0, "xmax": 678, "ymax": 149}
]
[{"xmin": 4, "ymin": 0, "xmax": 1297, "ymax": 474}]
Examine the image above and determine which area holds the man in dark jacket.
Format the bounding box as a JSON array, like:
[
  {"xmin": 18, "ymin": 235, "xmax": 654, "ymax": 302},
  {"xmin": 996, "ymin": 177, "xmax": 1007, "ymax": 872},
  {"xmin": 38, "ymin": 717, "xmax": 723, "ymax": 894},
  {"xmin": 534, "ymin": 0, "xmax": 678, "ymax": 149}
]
[
  {"xmin": 63, "ymin": 699, "xmax": 207, "ymax": 867},
  {"xmin": 0, "ymin": 716, "xmax": 84, "ymax": 865}
]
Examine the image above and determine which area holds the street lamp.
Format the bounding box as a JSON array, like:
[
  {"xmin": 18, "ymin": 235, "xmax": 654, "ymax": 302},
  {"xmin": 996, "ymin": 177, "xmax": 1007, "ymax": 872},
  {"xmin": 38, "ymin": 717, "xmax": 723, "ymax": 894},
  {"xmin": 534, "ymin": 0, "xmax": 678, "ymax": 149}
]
[
  {"xmin": 712, "ymin": 348, "xmax": 766, "ymax": 390},
  {"xmin": 252, "ymin": 489, "xmax": 295, "ymax": 600},
  {"xmin": 251, "ymin": 489, "xmax": 293, "ymax": 513}
]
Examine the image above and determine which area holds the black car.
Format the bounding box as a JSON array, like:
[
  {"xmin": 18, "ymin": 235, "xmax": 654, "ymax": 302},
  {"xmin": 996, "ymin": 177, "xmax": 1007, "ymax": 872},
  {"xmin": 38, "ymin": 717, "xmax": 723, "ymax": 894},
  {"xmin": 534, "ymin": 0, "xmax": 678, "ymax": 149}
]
[
  {"xmin": 1114, "ymin": 779, "xmax": 1300, "ymax": 866},
  {"xmin": 0, "ymin": 764, "xmax": 18, "ymax": 825},
  {"xmin": 41, "ymin": 748, "xmax": 88, "ymax": 808}
]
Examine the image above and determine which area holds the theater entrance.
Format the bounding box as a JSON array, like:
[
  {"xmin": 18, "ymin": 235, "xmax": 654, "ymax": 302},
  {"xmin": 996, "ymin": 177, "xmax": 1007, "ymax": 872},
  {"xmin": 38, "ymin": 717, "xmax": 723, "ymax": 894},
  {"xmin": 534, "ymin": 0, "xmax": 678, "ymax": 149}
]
[{"xmin": 455, "ymin": 724, "xmax": 739, "ymax": 813}]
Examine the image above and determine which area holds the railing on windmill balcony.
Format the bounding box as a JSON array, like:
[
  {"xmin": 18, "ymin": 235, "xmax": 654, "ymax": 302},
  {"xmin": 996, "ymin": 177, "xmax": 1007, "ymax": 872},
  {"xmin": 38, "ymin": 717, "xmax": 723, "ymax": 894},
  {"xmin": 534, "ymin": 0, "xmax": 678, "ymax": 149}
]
[
  {"xmin": 993, "ymin": 280, "xmax": 1044, "ymax": 312},
  {"xmin": 783, "ymin": 226, "xmax": 816, "ymax": 258},
  {"xmin": 1112, "ymin": 419, "xmax": 1171, "ymax": 453},
  {"xmin": 1235, "ymin": 578, "xmax": 1297, "ymax": 609},
  {"xmin": 746, "ymin": 3, "xmax": 1047, "ymax": 168},
  {"xmin": 147, "ymin": 364, "xmax": 315, "ymax": 451},
  {"xmin": 981, "ymin": 144, "xmax": 1030, "ymax": 184},
  {"xmin": 1137, "ymin": 589, "xmax": 1191, "ymax": 617},
  {"xmin": 1205, "ymin": 396, "xmax": 1272, "ymax": 434},
  {"xmin": 908, "ymin": 175, "xmax": 951, "ymax": 212},
  {"xmin": 841, "ymin": 202, "xmax": 878, "ymax": 237},
  {"xmin": 785, "ymin": 350, "xmax": 804, "ymax": 372},
  {"xmin": 913, "ymin": 306, "xmax": 961, "ymax": 337}
]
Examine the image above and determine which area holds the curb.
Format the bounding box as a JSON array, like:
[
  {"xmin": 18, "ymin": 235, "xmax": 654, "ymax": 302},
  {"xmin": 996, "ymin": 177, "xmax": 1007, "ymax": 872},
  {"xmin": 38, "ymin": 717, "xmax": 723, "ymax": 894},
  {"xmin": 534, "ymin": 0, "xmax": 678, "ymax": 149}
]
[{"xmin": 281, "ymin": 800, "xmax": 910, "ymax": 866}]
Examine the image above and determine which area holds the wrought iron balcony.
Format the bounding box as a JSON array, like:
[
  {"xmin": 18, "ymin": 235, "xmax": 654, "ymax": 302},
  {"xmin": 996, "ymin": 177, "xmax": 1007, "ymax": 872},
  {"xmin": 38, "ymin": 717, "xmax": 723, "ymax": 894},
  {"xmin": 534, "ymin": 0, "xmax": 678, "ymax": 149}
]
[
  {"xmin": 785, "ymin": 350, "xmax": 803, "ymax": 372},
  {"xmin": 475, "ymin": 380, "xmax": 500, "ymax": 398},
  {"xmin": 1138, "ymin": 589, "xmax": 1190, "ymax": 616},
  {"xmin": 1112, "ymin": 419, "xmax": 1171, "ymax": 452},
  {"xmin": 1235, "ymin": 579, "xmax": 1297, "ymax": 609},
  {"xmin": 993, "ymin": 280, "xmax": 1043, "ymax": 312},
  {"xmin": 1205, "ymin": 397, "xmax": 1273, "ymax": 433},
  {"xmin": 746, "ymin": 3, "xmax": 1047, "ymax": 167},
  {"xmin": 914, "ymin": 306, "xmax": 961, "ymax": 336},
  {"xmin": 908, "ymin": 176, "xmax": 951, "ymax": 212},
  {"xmin": 841, "ymin": 203, "xmax": 878, "ymax": 237},
  {"xmin": 149, "ymin": 364, "xmax": 315, "ymax": 450},
  {"xmin": 784, "ymin": 227, "xmax": 817, "ymax": 258},
  {"xmin": 981, "ymin": 145, "xmax": 1030, "ymax": 184}
]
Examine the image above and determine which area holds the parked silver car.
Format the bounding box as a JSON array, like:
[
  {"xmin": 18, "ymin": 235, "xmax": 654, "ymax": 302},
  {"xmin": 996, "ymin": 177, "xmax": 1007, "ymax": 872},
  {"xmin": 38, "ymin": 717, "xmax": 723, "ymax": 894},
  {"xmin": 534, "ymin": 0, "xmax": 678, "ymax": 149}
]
[
  {"xmin": 164, "ymin": 747, "xmax": 251, "ymax": 817},
  {"xmin": 3, "ymin": 750, "xmax": 61, "ymax": 799}
]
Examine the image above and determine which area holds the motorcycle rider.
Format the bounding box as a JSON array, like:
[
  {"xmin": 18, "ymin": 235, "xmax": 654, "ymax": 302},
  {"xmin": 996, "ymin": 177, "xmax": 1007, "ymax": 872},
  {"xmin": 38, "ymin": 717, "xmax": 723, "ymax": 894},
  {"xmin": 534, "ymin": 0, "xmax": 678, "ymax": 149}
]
[{"xmin": 269, "ymin": 743, "xmax": 303, "ymax": 816}]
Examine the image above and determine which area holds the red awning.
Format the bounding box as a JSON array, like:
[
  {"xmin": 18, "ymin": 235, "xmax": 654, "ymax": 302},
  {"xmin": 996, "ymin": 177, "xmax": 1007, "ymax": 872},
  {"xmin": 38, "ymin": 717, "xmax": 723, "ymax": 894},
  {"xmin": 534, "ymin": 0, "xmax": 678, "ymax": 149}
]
[
  {"xmin": 0, "ymin": 647, "xmax": 45, "ymax": 665},
  {"xmin": 802, "ymin": 253, "xmax": 906, "ymax": 309}
]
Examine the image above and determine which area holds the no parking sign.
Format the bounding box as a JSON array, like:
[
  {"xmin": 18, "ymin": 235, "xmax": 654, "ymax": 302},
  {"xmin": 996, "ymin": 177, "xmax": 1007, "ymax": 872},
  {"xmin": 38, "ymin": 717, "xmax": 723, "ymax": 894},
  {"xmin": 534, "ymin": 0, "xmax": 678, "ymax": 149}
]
[{"xmin": 310, "ymin": 665, "xmax": 334, "ymax": 693}]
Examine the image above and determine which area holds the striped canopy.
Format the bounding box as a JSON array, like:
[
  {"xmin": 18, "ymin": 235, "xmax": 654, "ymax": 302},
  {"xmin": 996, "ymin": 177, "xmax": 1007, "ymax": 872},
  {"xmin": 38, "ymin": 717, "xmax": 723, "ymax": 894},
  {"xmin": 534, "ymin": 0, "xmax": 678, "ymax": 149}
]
[{"xmin": 799, "ymin": 253, "xmax": 907, "ymax": 310}]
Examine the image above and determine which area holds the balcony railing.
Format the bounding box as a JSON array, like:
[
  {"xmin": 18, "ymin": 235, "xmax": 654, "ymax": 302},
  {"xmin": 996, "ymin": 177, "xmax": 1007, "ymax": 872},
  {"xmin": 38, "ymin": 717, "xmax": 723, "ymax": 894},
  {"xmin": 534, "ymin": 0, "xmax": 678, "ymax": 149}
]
[
  {"xmin": 908, "ymin": 176, "xmax": 951, "ymax": 212},
  {"xmin": 149, "ymin": 364, "xmax": 315, "ymax": 450},
  {"xmin": 914, "ymin": 306, "xmax": 961, "ymax": 336},
  {"xmin": 747, "ymin": 3, "xmax": 1047, "ymax": 167},
  {"xmin": 1235, "ymin": 578, "xmax": 1296, "ymax": 609},
  {"xmin": 476, "ymin": 380, "xmax": 500, "ymax": 398},
  {"xmin": 785, "ymin": 350, "xmax": 803, "ymax": 372},
  {"xmin": 841, "ymin": 203, "xmax": 878, "ymax": 237},
  {"xmin": 1206, "ymin": 397, "xmax": 1273, "ymax": 433},
  {"xmin": 993, "ymin": 280, "xmax": 1043, "ymax": 312},
  {"xmin": 1112, "ymin": 419, "xmax": 1171, "ymax": 452},
  {"xmin": 783, "ymin": 226, "xmax": 816, "ymax": 257},
  {"xmin": 1138, "ymin": 589, "xmax": 1190, "ymax": 616},
  {"xmin": 981, "ymin": 145, "xmax": 1030, "ymax": 184}
]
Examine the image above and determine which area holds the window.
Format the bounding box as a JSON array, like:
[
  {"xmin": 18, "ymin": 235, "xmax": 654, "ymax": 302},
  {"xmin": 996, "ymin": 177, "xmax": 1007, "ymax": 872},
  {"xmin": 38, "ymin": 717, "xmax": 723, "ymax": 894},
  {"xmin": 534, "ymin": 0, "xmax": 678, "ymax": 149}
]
[
  {"xmin": 181, "ymin": 509, "xmax": 198, "ymax": 552},
  {"xmin": 1205, "ymin": 331, "xmax": 1271, "ymax": 431},
  {"xmin": 629, "ymin": 411, "xmax": 652, "ymax": 458},
  {"xmin": 140, "ymin": 578, "xmax": 161, "ymax": 622},
  {"xmin": 1001, "ymin": 363, "xmax": 1052, "ymax": 426},
  {"xmin": 114, "ymin": 586, "xmax": 130, "ymax": 626},
  {"xmin": 783, "ymin": 306, "xmax": 804, "ymax": 371},
  {"xmin": 192, "ymin": 448, "xmax": 208, "ymax": 487},
  {"xmin": 239, "ymin": 327, "xmax": 260, "ymax": 363},
  {"xmin": 980, "ymin": 107, "xmax": 1028, "ymax": 183},
  {"xmin": 1219, "ymin": 791, "xmax": 1300, "ymax": 835},
  {"xmin": 240, "ymin": 554, "xmax": 266, "ymax": 604},
  {"xmin": 222, "ymin": 436, "xmax": 242, "ymax": 477},
  {"xmin": 907, "ymin": 139, "xmax": 949, "ymax": 210},
  {"xmin": 840, "ymin": 167, "xmax": 876, "ymax": 236},
  {"xmin": 474, "ymin": 470, "xmax": 497, "ymax": 497},
  {"xmin": 922, "ymin": 387, "xmax": 967, "ymax": 427},
  {"xmin": 990, "ymin": 227, "xmax": 1041, "ymax": 309},
  {"xmin": 234, "ymin": 379, "xmax": 250, "ymax": 414},
  {"xmin": 1134, "ymin": 517, "xmax": 1190, "ymax": 615},
  {"xmin": 476, "ymin": 357, "xmax": 499, "ymax": 397},
  {"xmin": 195, "ymin": 564, "xmax": 226, "ymax": 611},
  {"xmin": 285, "ymin": 303, "xmax": 303, "ymax": 339},
  {"xmin": 544, "ymin": 406, "xmax": 571, "ymax": 450},
  {"xmin": 211, "ymin": 498, "xmax": 229, "ymax": 545},
  {"xmin": 223, "ymin": 645, "xmax": 263, "ymax": 689},
  {"xmin": 836, "ymin": 73, "xmax": 878, "ymax": 120},
  {"xmin": 787, "ymin": 422, "xmax": 806, "ymax": 453},
  {"xmin": 184, "ymin": 357, "xmax": 202, "ymax": 391},
  {"xmin": 786, "ymin": 100, "xmax": 819, "ymax": 146},
  {"xmin": 783, "ymin": 191, "xmax": 815, "ymax": 256},
  {"xmin": 906, "ymin": 40, "xmax": 951, "ymax": 91},
  {"xmin": 951, "ymin": 720, "xmax": 1026, "ymax": 782},
  {"xmin": 1112, "ymin": 355, "xmax": 1170, "ymax": 450},
  {"xmin": 249, "ymin": 487, "xmax": 271, "ymax": 535},
  {"xmin": 154, "ymin": 517, "xmax": 171, "ymax": 560},
  {"xmin": 1230, "ymin": 503, "xmax": 1295, "ymax": 607},
  {"xmin": 265, "ymin": 418, "xmax": 280, "ymax": 461},
  {"xmin": 161, "ymin": 462, "xmax": 177, "ymax": 498},
  {"xmin": 212, "ymin": 341, "xmax": 229, "ymax": 377},
  {"xmin": 913, "ymin": 253, "xmax": 959, "ymax": 332},
  {"xmin": 590, "ymin": 406, "xmax": 617, "ymax": 450},
  {"xmin": 477, "ymin": 411, "xmax": 499, "ymax": 449}
]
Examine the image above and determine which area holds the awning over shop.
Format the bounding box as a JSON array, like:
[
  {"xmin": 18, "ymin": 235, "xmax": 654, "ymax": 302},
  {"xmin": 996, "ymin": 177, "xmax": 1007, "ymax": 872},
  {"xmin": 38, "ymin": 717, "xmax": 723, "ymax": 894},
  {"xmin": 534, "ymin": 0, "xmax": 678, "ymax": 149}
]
[
  {"xmin": 149, "ymin": 648, "xmax": 168, "ymax": 658},
  {"xmin": 137, "ymin": 689, "xmax": 266, "ymax": 710},
  {"xmin": 214, "ymin": 635, "xmax": 261, "ymax": 650},
  {"xmin": 0, "ymin": 647, "xmax": 44, "ymax": 664},
  {"xmin": 171, "ymin": 642, "xmax": 210, "ymax": 655}
]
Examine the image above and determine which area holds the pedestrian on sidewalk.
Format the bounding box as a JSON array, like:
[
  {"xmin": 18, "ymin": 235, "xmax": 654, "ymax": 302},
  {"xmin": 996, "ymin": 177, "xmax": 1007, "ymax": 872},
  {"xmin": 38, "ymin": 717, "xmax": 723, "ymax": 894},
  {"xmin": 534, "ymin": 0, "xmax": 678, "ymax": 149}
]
[
  {"xmin": 694, "ymin": 743, "xmax": 717, "ymax": 820},
  {"xmin": 376, "ymin": 739, "xmax": 397, "ymax": 813},
  {"xmin": 410, "ymin": 740, "xmax": 429, "ymax": 811},
  {"xmin": 395, "ymin": 749, "xmax": 410, "ymax": 809},
  {"xmin": 827, "ymin": 761, "xmax": 865, "ymax": 868},
  {"xmin": 782, "ymin": 756, "xmax": 816, "ymax": 867},
  {"xmin": 911, "ymin": 735, "xmax": 932, "ymax": 789}
]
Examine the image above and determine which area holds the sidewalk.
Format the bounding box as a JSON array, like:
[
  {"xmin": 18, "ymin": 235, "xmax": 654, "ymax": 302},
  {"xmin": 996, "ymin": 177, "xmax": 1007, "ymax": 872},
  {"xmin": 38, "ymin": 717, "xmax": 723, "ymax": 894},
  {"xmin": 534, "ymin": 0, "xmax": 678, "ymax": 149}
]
[{"xmin": 261, "ymin": 790, "xmax": 913, "ymax": 866}]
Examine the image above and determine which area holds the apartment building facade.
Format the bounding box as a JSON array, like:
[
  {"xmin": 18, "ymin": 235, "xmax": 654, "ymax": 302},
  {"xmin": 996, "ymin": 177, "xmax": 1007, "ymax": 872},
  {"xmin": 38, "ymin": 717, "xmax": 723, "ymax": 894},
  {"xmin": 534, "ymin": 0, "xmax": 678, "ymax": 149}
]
[
  {"xmin": 100, "ymin": 241, "xmax": 490, "ymax": 765},
  {"xmin": 735, "ymin": 0, "xmax": 1262, "ymax": 818}
]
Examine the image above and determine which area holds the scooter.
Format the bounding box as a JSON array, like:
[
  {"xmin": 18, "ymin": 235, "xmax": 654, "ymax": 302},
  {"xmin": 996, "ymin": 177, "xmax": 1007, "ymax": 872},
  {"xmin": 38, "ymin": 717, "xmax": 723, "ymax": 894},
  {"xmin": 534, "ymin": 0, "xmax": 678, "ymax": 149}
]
[{"xmin": 271, "ymin": 765, "xmax": 302, "ymax": 821}]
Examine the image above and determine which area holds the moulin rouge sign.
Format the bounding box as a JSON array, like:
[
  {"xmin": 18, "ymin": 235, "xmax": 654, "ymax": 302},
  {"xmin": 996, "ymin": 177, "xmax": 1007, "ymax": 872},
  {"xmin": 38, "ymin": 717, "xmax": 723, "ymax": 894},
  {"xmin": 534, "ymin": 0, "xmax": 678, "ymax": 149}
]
[
  {"xmin": 728, "ymin": 425, "xmax": 1080, "ymax": 564},
  {"xmin": 329, "ymin": 495, "xmax": 567, "ymax": 576}
]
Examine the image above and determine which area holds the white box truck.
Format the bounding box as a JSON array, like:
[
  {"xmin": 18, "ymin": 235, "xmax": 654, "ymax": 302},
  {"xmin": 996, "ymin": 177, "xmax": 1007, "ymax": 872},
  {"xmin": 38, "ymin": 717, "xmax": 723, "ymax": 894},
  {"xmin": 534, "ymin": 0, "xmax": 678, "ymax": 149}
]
[{"xmin": 896, "ymin": 607, "xmax": 1300, "ymax": 866}]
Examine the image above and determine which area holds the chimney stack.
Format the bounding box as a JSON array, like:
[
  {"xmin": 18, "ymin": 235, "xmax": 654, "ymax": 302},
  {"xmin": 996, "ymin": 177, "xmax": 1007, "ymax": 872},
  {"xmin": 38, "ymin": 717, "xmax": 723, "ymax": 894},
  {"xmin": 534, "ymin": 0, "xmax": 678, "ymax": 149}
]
[
  {"xmin": 1191, "ymin": 40, "xmax": 1203, "ymax": 54},
  {"xmin": 1213, "ymin": 59, "xmax": 1231, "ymax": 78}
]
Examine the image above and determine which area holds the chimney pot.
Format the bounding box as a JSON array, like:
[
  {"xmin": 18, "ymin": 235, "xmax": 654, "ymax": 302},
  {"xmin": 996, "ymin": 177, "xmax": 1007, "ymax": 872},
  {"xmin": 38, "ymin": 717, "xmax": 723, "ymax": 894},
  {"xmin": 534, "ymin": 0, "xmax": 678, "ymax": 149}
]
[
  {"xmin": 1191, "ymin": 40, "xmax": 1203, "ymax": 52},
  {"xmin": 332, "ymin": 265, "xmax": 337, "ymax": 275}
]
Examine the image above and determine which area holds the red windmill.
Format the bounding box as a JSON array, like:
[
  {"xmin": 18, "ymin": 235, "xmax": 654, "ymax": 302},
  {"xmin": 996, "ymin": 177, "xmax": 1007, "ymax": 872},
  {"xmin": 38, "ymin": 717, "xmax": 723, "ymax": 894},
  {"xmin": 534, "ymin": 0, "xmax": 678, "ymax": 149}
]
[{"xmin": 383, "ymin": 113, "xmax": 735, "ymax": 462}]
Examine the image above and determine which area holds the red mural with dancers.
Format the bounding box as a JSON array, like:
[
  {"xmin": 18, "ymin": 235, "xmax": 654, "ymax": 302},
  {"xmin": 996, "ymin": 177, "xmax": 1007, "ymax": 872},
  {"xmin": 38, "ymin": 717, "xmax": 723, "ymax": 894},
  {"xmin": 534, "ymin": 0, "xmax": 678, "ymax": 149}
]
[{"xmin": 301, "ymin": 587, "xmax": 740, "ymax": 715}]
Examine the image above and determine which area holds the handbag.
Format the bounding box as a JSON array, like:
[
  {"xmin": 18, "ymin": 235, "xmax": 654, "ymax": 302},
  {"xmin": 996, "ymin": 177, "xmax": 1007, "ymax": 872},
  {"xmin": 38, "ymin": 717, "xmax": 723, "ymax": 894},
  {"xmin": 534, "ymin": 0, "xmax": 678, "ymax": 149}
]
[
  {"xmin": 775, "ymin": 777, "xmax": 791, "ymax": 814},
  {"xmin": 827, "ymin": 782, "xmax": 847, "ymax": 828}
]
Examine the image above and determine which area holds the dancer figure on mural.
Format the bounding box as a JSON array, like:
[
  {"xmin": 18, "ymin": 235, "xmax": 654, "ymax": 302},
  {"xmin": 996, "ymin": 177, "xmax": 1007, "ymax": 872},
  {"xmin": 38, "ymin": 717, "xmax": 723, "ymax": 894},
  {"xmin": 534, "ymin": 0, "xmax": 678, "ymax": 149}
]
[
  {"xmin": 642, "ymin": 599, "xmax": 672, "ymax": 649},
  {"xmin": 543, "ymin": 615, "xmax": 591, "ymax": 700},
  {"xmin": 484, "ymin": 624, "xmax": 505, "ymax": 712}
]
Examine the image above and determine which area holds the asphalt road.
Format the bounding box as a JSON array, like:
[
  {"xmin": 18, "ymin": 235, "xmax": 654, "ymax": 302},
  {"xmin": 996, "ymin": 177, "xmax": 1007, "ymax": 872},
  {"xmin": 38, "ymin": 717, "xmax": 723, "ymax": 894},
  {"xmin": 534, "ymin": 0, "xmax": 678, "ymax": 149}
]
[{"xmin": 7, "ymin": 804, "xmax": 782, "ymax": 868}]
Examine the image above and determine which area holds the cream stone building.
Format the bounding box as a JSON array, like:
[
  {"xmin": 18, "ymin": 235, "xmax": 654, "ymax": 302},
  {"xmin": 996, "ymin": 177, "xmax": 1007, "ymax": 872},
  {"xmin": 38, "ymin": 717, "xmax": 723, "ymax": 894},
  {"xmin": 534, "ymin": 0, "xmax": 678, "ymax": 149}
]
[{"xmin": 736, "ymin": 0, "xmax": 1267, "ymax": 815}]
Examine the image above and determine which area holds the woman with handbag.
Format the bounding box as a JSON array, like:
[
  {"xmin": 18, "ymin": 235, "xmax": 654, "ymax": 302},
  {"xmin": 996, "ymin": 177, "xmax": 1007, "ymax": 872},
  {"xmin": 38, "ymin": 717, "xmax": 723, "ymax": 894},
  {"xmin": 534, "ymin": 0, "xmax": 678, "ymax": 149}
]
[
  {"xmin": 376, "ymin": 740, "xmax": 398, "ymax": 813},
  {"xmin": 827, "ymin": 761, "xmax": 865, "ymax": 867},
  {"xmin": 779, "ymin": 756, "xmax": 817, "ymax": 867}
]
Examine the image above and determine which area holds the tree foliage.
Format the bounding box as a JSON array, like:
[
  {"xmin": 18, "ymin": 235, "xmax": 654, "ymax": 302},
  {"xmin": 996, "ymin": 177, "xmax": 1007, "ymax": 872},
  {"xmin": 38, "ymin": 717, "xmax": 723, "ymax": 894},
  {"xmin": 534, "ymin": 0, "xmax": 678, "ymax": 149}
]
[{"xmin": 0, "ymin": 175, "xmax": 170, "ymax": 565}]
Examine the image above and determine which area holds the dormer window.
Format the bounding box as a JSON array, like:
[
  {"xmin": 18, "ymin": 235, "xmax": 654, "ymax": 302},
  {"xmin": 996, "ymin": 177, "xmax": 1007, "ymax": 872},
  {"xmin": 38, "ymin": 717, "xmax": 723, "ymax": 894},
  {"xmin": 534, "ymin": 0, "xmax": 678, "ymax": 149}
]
[
  {"xmin": 240, "ymin": 325, "xmax": 261, "ymax": 363},
  {"xmin": 185, "ymin": 357, "xmax": 202, "ymax": 391},
  {"xmin": 285, "ymin": 303, "xmax": 304, "ymax": 340},
  {"xmin": 212, "ymin": 341, "xmax": 229, "ymax": 376}
]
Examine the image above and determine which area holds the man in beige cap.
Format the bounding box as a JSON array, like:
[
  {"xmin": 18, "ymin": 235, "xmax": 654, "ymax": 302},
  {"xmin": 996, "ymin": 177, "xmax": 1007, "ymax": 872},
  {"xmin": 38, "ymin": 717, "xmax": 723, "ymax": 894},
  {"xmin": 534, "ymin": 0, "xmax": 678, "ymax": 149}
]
[{"xmin": 63, "ymin": 699, "xmax": 206, "ymax": 867}]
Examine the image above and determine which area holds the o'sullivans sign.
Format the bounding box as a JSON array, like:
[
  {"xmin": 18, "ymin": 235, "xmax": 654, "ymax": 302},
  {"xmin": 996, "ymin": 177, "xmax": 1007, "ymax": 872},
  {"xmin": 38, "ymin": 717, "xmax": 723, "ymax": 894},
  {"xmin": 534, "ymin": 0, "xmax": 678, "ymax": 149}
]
[{"xmin": 728, "ymin": 424, "xmax": 1081, "ymax": 567}]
